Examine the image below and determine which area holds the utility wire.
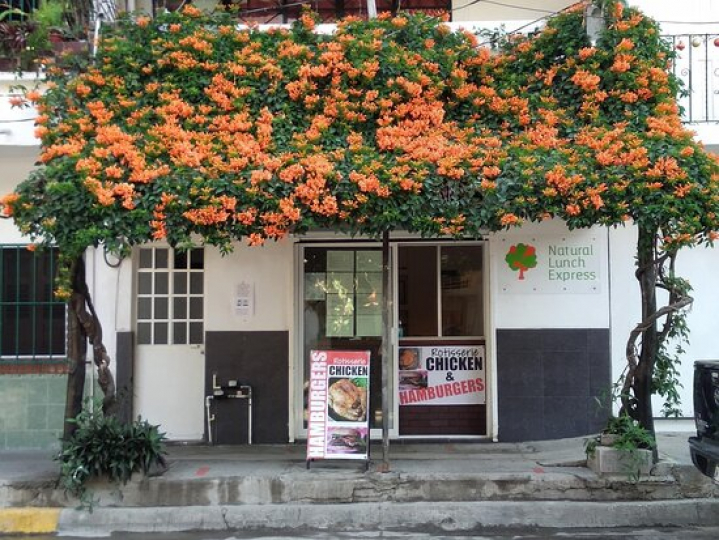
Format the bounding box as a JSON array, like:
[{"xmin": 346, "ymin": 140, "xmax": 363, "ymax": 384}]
[{"xmin": 656, "ymin": 20, "xmax": 719, "ymax": 25}]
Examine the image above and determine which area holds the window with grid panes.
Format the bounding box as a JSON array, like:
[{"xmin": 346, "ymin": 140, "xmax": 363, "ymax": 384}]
[
  {"xmin": 136, "ymin": 247, "xmax": 204, "ymax": 345},
  {"xmin": 0, "ymin": 245, "xmax": 66, "ymax": 360}
]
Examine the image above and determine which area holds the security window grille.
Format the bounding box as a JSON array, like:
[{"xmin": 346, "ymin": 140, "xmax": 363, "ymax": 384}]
[
  {"xmin": 136, "ymin": 247, "xmax": 204, "ymax": 345},
  {"xmin": 0, "ymin": 245, "xmax": 66, "ymax": 360}
]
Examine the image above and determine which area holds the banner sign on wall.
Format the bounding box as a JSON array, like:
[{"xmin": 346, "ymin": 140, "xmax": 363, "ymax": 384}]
[
  {"xmin": 398, "ymin": 345, "xmax": 485, "ymax": 407},
  {"xmin": 498, "ymin": 235, "xmax": 601, "ymax": 294},
  {"xmin": 306, "ymin": 350, "xmax": 370, "ymax": 465}
]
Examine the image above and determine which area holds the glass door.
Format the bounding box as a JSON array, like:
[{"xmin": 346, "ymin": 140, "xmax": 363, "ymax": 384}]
[
  {"xmin": 397, "ymin": 244, "xmax": 486, "ymax": 436},
  {"xmin": 301, "ymin": 246, "xmax": 389, "ymax": 431}
]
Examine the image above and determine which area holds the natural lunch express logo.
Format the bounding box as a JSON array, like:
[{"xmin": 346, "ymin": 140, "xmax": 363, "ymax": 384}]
[
  {"xmin": 501, "ymin": 238, "xmax": 600, "ymax": 293},
  {"xmin": 505, "ymin": 243, "xmax": 537, "ymax": 280}
]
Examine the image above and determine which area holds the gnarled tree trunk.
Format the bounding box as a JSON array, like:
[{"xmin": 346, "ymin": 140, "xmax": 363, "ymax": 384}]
[
  {"xmin": 621, "ymin": 224, "xmax": 693, "ymax": 461},
  {"xmin": 62, "ymin": 255, "xmax": 117, "ymax": 441}
]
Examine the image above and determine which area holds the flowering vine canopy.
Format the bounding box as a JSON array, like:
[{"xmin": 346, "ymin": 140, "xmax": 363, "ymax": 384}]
[{"xmin": 2, "ymin": 2, "xmax": 719, "ymax": 270}]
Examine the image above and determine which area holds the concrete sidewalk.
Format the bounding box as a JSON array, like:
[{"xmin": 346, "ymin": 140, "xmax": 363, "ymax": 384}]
[{"xmin": 1, "ymin": 432, "xmax": 718, "ymax": 535}]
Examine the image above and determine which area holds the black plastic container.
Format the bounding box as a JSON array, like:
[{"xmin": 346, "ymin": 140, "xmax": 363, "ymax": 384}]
[{"xmin": 689, "ymin": 360, "xmax": 719, "ymax": 478}]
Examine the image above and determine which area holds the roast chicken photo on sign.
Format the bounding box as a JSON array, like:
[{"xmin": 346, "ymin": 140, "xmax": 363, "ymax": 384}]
[
  {"xmin": 328, "ymin": 378, "xmax": 367, "ymax": 422},
  {"xmin": 399, "ymin": 348, "xmax": 420, "ymax": 370}
]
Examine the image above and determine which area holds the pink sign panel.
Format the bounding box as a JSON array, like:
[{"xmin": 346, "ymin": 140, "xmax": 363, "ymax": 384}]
[{"xmin": 307, "ymin": 350, "xmax": 370, "ymax": 462}]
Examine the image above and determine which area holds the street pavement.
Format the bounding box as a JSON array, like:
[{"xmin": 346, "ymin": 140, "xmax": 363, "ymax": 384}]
[
  {"xmin": 11, "ymin": 527, "xmax": 719, "ymax": 539},
  {"xmin": 1, "ymin": 431, "xmax": 718, "ymax": 536}
]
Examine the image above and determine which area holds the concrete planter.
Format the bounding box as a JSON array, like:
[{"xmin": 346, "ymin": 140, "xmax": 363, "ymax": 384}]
[
  {"xmin": 599, "ymin": 434, "xmax": 620, "ymax": 446},
  {"xmin": 587, "ymin": 445, "xmax": 653, "ymax": 477}
]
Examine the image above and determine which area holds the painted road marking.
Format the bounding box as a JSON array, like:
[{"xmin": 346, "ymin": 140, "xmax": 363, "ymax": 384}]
[{"xmin": 0, "ymin": 508, "xmax": 60, "ymax": 534}]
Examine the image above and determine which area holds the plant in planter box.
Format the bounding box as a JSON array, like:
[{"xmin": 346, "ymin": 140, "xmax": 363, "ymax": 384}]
[
  {"xmin": 35, "ymin": 1, "xmax": 91, "ymax": 58},
  {"xmin": 56, "ymin": 397, "xmax": 168, "ymax": 506},
  {"xmin": 586, "ymin": 413, "xmax": 656, "ymax": 481},
  {"xmin": 29, "ymin": 0, "xmax": 65, "ymax": 50}
]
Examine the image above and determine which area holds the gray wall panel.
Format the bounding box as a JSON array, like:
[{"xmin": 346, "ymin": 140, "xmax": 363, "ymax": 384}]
[
  {"xmin": 205, "ymin": 331, "xmax": 289, "ymax": 444},
  {"xmin": 115, "ymin": 331, "xmax": 134, "ymax": 425},
  {"xmin": 497, "ymin": 329, "xmax": 610, "ymax": 442}
]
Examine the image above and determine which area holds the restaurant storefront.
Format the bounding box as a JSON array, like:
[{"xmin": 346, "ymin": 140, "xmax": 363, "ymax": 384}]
[
  {"xmin": 297, "ymin": 241, "xmax": 488, "ymax": 440},
  {"xmin": 121, "ymin": 220, "xmax": 614, "ymax": 446}
]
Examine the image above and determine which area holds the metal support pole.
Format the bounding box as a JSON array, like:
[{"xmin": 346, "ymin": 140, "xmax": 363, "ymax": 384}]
[
  {"xmin": 205, "ymin": 395, "xmax": 214, "ymax": 445},
  {"xmin": 245, "ymin": 386, "xmax": 253, "ymax": 445},
  {"xmin": 381, "ymin": 230, "xmax": 391, "ymax": 472}
]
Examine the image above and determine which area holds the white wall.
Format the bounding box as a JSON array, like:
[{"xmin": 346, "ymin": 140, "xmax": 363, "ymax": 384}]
[
  {"xmin": 0, "ymin": 75, "xmax": 40, "ymax": 147},
  {"xmin": 632, "ymin": 0, "xmax": 719, "ymax": 34},
  {"xmin": 84, "ymin": 248, "xmax": 134, "ymax": 371},
  {"xmin": 204, "ymin": 238, "xmax": 294, "ymax": 332},
  {"xmin": 607, "ymin": 225, "xmax": 637, "ymax": 407},
  {"xmin": 673, "ymin": 241, "xmax": 719, "ymax": 414},
  {"xmin": 0, "ymin": 146, "xmax": 39, "ymax": 243}
]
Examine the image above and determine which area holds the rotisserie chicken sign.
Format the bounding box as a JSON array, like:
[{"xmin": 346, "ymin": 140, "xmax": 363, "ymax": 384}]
[
  {"xmin": 398, "ymin": 345, "xmax": 485, "ymax": 406},
  {"xmin": 307, "ymin": 350, "xmax": 370, "ymax": 463}
]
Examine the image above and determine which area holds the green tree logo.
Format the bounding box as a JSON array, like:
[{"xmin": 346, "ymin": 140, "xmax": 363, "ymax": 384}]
[{"xmin": 505, "ymin": 243, "xmax": 537, "ymax": 280}]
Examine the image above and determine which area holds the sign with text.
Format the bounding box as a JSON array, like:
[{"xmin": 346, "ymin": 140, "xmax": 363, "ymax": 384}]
[
  {"xmin": 498, "ymin": 234, "xmax": 601, "ymax": 294},
  {"xmin": 398, "ymin": 345, "xmax": 485, "ymax": 407},
  {"xmin": 234, "ymin": 281, "xmax": 254, "ymax": 316},
  {"xmin": 306, "ymin": 350, "xmax": 370, "ymax": 462}
]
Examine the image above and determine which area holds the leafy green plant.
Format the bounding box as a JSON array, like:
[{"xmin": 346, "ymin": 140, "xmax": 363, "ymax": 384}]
[
  {"xmin": 0, "ymin": 19, "xmax": 36, "ymax": 69},
  {"xmin": 585, "ymin": 413, "xmax": 656, "ymax": 482},
  {"xmin": 56, "ymin": 397, "xmax": 167, "ymax": 505},
  {"xmin": 602, "ymin": 414, "xmax": 656, "ymax": 451},
  {"xmin": 29, "ymin": 0, "xmax": 64, "ymax": 51}
]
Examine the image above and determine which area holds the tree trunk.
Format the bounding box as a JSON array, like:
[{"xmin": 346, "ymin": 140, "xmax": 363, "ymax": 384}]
[
  {"xmin": 62, "ymin": 255, "xmax": 118, "ymax": 440},
  {"xmin": 635, "ymin": 224, "xmax": 658, "ymax": 438},
  {"xmin": 63, "ymin": 259, "xmax": 88, "ymax": 441}
]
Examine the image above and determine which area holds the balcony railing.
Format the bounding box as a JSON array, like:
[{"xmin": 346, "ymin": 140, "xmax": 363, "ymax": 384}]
[{"xmin": 665, "ymin": 34, "xmax": 719, "ymax": 124}]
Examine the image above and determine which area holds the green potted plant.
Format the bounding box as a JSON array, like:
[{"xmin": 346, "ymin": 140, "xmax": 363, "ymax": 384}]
[
  {"xmin": 0, "ymin": 1, "xmax": 83, "ymax": 72},
  {"xmin": 31, "ymin": 0, "xmax": 65, "ymax": 46},
  {"xmin": 56, "ymin": 397, "xmax": 168, "ymax": 506},
  {"xmin": 42, "ymin": 0, "xmax": 91, "ymax": 56}
]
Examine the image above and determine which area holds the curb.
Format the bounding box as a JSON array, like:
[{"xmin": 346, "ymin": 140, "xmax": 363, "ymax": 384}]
[
  {"xmin": 3, "ymin": 469, "xmax": 709, "ymax": 508},
  {"xmin": 54, "ymin": 499, "xmax": 719, "ymax": 535},
  {"xmin": 0, "ymin": 508, "xmax": 60, "ymax": 534}
]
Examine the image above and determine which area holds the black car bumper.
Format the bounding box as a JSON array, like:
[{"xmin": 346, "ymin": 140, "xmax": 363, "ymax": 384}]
[{"xmin": 689, "ymin": 435, "xmax": 719, "ymax": 478}]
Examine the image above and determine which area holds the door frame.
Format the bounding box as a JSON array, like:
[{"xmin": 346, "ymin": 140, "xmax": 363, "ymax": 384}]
[
  {"xmin": 132, "ymin": 244, "xmax": 207, "ymax": 442},
  {"xmin": 293, "ymin": 237, "xmax": 493, "ymax": 441}
]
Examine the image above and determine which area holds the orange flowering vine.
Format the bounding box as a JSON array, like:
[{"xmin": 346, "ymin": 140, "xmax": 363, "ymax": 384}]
[{"xmin": 1, "ymin": 2, "xmax": 717, "ymax": 263}]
